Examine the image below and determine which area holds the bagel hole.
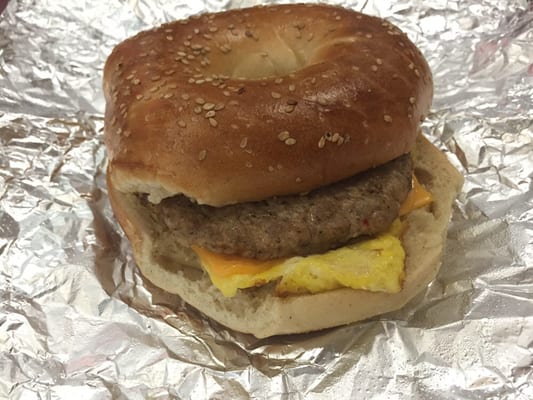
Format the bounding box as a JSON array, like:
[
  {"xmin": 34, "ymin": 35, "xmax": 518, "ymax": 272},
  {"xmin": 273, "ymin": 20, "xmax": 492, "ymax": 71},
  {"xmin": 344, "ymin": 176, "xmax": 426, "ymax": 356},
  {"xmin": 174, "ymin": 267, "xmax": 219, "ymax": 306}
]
[{"xmin": 205, "ymin": 33, "xmax": 316, "ymax": 80}]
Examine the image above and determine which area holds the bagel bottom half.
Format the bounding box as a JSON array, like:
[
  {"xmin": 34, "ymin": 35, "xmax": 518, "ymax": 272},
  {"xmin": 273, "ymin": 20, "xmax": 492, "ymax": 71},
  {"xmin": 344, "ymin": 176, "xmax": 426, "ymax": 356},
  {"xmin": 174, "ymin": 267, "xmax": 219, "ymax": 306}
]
[{"xmin": 107, "ymin": 135, "xmax": 463, "ymax": 338}]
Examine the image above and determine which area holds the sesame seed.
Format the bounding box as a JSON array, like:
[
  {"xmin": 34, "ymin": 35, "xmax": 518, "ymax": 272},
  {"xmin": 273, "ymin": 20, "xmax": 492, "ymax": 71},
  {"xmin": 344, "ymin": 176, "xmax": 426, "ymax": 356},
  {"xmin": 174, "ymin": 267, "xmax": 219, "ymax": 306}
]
[
  {"xmin": 178, "ymin": 120, "xmax": 186, "ymax": 128},
  {"xmin": 318, "ymin": 136, "xmax": 326, "ymax": 148},
  {"xmin": 125, "ymin": 74, "xmax": 134, "ymax": 80},
  {"xmin": 288, "ymin": 84, "xmax": 295, "ymax": 92},
  {"xmin": 285, "ymin": 137, "xmax": 296, "ymax": 145},
  {"xmin": 231, "ymin": 124, "xmax": 239, "ymax": 130},
  {"xmin": 198, "ymin": 149, "xmax": 207, "ymax": 160},
  {"xmin": 136, "ymin": 94, "xmax": 143, "ymax": 100},
  {"xmin": 195, "ymin": 97, "xmax": 205, "ymax": 105},
  {"xmin": 371, "ymin": 65, "xmax": 378, "ymax": 72},
  {"xmin": 209, "ymin": 118, "xmax": 218, "ymax": 127},
  {"xmin": 268, "ymin": 165, "xmax": 275, "ymax": 172},
  {"xmin": 337, "ymin": 136, "xmax": 344, "ymax": 145},
  {"xmin": 408, "ymin": 63, "xmax": 415, "ymax": 69},
  {"xmin": 275, "ymin": 78, "xmax": 283, "ymax": 84},
  {"xmin": 295, "ymin": 177, "xmax": 302, "ymax": 183},
  {"xmin": 169, "ymin": 83, "xmax": 177, "ymax": 89},
  {"xmin": 409, "ymin": 97, "xmax": 416, "ymax": 104},
  {"xmin": 205, "ymin": 110, "xmax": 216, "ymax": 118},
  {"xmin": 149, "ymin": 86, "xmax": 159, "ymax": 93},
  {"xmin": 414, "ymin": 69, "xmax": 421, "ymax": 77},
  {"xmin": 132, "ymin": 79, "xmax": 141, "ymax": 85},
  {"xmin": 365, "ymin": 33, "xmax": 373, "ymax": 39},
  {"xmin": 284, "ymin": 105, "xmax": 295, "ymax": 113},
  {"xmin": 223, "ymin": 91, "xmax": 231, "ymax": 97},
  {"xmin": 376, "ymin": 58, "xmax": 383, "ymax": 65},
  {"xmin": 240, "ymin": 137, "xmax": 248, "ymax": 148},
  {"xmin": 271, "ymin": 91, "xmax": 281, "ymax": 99},
  {"xmin": 164, "ymin": 93, "xmax": 173, "ymax": 99},
  {"xmin": 181, "ymin": 93, "xmax": 190, "ymax": 100},
  {"xmin": 318, "ymin": 98, "xmax": 328, "ymax": 106},
  {"xmin": 209, "ymin": 26, "xmax": 218, "ymax": 32},
  {"xmin": 203, "ymin": 102, "xmax": 215, "ymax": 110},
  {"xmin": 151, "ymin": 75, "xmax": 161, "ymax": 81},
  {"xmin": 166, "ymin": 35, "xmax": 173, "ymax": 41},
  {"xmin": 384, "ymin": 115, "xmax": 393, "ymax": 123},
  {"xmin": 164, "ymin": 70, "xmax": 176, "ymax": 76},
  {"xmin": 335, "ymin": 16, "xmax": 341, "ymax": 20},
  {"xmin": 214, "ymin": 103, "xmax": 225, "ymax": 111},
  {"xmin": 363, "ymin": 120, "xmax": 369, "ymax": 128},
  {"xmin": 278, "ymin": 131, "xmax": 290, "ymax": 141},
  {"xmin": 245, "ymin": 161, "xmax": 253, "ymax": 168},
  {"xmin": 332, "ymin": 132, "xmax": 340, "ymax": 142}
]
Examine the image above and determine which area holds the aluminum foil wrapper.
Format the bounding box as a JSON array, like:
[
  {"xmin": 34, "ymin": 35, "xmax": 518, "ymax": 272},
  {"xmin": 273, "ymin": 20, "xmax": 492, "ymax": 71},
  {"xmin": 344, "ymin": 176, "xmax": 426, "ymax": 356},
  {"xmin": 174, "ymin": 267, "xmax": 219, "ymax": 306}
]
[{"xmin": 1, "ymin": 0, "xmax": 532, "ymax": 398}]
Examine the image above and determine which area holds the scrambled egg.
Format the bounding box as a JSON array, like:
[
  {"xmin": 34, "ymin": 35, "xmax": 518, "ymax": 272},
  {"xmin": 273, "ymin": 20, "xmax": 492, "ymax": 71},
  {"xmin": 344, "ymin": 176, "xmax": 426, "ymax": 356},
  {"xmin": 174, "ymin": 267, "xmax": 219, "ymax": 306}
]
[
  {"xmin": 193, "ymin": 220, "xmax": 406, "ymax": 297},
  {"xmin": 192, "ymin": 175, "xmax": 432, "ymax": 298}
]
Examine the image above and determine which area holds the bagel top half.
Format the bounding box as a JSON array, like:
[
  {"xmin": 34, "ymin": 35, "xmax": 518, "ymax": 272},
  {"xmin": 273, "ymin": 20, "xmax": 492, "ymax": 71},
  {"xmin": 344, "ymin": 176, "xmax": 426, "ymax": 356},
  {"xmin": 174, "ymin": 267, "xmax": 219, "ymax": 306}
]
[{"xmin": 103, "ymin": 3, "xmax": 432, "ymax": 206}]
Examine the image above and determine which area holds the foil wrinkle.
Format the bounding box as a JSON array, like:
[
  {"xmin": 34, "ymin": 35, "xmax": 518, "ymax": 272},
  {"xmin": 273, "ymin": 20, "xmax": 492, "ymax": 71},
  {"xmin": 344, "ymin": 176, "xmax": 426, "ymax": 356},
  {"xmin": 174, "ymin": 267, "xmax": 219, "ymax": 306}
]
[{"xmin": 0, "ymin": 0, "xmax": 532, "ymax": 399}]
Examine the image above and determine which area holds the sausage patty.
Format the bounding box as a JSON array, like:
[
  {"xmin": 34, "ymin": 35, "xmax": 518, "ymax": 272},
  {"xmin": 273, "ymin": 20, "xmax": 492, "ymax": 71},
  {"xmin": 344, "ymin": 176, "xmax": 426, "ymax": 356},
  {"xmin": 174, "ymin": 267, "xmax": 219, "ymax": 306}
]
[{"xmin": 146, "ymin": 154, "xmax": 412, "ymax": 260}]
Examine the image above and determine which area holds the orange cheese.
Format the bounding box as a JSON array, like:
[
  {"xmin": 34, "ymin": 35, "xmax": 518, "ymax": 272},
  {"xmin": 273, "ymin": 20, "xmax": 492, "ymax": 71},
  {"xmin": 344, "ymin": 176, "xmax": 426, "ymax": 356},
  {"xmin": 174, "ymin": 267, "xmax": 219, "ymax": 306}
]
[
  {"xmin": 195, "ymin": 175, "xmax": 433, "ymax": 284},
  {"xmin": 192, "ymin": 245, "xmax": 281, "ymax": 278},
  {"xmin": 399, "ymin": 175, "xmax": 433, "ymax": 216}
]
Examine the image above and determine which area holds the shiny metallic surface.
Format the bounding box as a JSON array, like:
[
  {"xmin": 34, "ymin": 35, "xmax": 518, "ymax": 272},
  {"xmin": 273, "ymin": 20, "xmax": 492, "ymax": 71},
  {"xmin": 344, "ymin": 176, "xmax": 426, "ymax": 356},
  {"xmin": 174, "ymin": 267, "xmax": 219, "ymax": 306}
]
[{"xmin": 1, "ymin": 0, "xmax": 532, "ymax": 398}]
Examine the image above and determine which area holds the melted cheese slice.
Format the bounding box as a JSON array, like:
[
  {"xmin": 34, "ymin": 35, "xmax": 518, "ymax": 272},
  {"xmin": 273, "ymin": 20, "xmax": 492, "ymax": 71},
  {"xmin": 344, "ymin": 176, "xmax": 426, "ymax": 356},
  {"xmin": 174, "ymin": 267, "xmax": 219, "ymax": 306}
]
[
  {"xmin": 193, "ymin": 175, "xmax": 433, "ymax": 298},
  {"xmin": 194, "ymin": 226, "xmax": 405, "ymax": 297},
  {"xmin": 399, "ymin": 175, "xmax": 432, "ymax": 216}
]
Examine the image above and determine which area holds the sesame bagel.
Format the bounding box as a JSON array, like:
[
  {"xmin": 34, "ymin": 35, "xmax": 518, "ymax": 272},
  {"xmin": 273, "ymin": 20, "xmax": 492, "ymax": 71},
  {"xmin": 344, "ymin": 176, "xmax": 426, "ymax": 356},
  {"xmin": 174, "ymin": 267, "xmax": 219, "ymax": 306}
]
[{"xmin": 103, "ymin": 3, "xmax": 432, "ymax": 206}]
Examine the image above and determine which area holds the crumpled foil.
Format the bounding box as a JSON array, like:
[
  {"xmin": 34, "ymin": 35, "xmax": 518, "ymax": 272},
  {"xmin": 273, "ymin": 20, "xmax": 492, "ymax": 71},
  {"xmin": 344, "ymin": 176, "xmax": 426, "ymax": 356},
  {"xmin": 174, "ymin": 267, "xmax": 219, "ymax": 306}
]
[{"xmin": 1, "ymin": 0, "xmax": 532, "ymax": 398}]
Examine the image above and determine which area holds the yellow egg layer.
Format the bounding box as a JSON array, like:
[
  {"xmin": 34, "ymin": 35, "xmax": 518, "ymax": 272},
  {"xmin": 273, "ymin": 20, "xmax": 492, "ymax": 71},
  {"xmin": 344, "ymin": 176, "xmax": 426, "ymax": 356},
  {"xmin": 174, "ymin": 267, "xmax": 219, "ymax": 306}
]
[
  {"xmin": 193, "ymin": 174, "xmax": 432, "ymax": 298},
  {"xmin": 193, "ymin": 220, "xmax": 405, "ymax": 297}
]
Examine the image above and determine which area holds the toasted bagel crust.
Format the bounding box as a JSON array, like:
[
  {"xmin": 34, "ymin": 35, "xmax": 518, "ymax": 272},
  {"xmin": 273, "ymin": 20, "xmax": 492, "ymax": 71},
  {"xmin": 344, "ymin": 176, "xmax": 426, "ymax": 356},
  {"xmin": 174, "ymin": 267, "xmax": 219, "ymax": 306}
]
[{"xmin": 104, "ymin": 4, "xmax": 433, "ymax": 206}]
